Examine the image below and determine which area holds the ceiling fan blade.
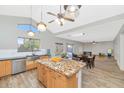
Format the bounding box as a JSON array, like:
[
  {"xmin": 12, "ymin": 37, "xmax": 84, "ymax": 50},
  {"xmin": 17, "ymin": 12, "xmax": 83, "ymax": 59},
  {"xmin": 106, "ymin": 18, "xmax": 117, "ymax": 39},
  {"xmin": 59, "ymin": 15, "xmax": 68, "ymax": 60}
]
[
  {"xmin": 47, "ymin": 12, "xmax": 57, "ymax": 16},
  {"xmin": 48, "ymin": 20, "xmax": 55, "ymax": 23},
  {"xmin": 63, "ymin": 17, "xmax": 75, "ymax": 22}
]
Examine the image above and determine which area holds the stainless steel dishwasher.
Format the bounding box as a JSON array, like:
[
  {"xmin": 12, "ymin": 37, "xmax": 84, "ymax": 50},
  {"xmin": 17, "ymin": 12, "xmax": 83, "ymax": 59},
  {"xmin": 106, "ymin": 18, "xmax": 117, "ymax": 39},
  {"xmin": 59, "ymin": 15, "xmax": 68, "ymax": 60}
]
[{"xmin": 12, "ymin": 58, "xmax": 26, "ymax": 74}]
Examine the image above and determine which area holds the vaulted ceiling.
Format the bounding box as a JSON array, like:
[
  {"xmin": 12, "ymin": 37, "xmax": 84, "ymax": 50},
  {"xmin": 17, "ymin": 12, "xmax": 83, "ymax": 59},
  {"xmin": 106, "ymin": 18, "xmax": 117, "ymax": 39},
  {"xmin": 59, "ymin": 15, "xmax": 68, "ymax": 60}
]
[{"xmin": 0, "ymin": 5, "xmax": 124, "ymax": 42}]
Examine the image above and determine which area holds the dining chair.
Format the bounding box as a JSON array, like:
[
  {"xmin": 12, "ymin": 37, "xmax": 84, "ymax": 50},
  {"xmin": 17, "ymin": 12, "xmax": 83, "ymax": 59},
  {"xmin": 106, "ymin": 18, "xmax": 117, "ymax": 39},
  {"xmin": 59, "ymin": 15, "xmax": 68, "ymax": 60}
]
[
  {"xmin": 83, "ymin": 56, "xmax": 91, "ymax": 69},
  {"xmin": 85, "ymin": 55, "xmax": 96, "ymax": 69},
  {"xmin": 91, "ymin": 55, "xmax": 96, "ymax": 68}
]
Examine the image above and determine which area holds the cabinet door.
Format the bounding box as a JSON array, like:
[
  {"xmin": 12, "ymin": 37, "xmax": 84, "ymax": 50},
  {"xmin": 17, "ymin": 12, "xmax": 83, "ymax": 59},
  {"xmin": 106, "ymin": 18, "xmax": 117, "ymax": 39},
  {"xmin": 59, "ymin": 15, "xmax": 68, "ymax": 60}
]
[
  {"xmin": 0, "ymin": 62, "xmax": 4, "ymax": 77},
  {"xmin": 47, "ymin": 69, "xmax": 55, "ymax": 88},
  {"xmin": 37, "ymin": 64, "xmax": 46, "ymax": 85},
  {"xmin": 43, "ymin": 67, "xmax": 49, "ymax": 86},
  {"xmin": 0, "ymin": 61, "xmax": 6, "ymax": 77},
  {"xmin": 48, "ymin": 77, "xmax": 55, "ymax": 88},
  {"xmin": 54, "ymin": 72, "xmax": 67, "ymax": 88},
  {"xmin": 0, "ymin": 62, "xmax": 2, "ymax": 77},
  {"xmin": 37, "ymin": 63, "xmax": 41, "ymax": 80},
  {"xmin": 0, "ymin": 60, "xmax": 12, "ymax": 77},
  {"xmin": 26, "ymin": 61, "xmax": 36, "ymax": 70},
  {"xmin": 37, "ymin": 64, "xmax": 43, "ymax": 82},
  {"xmin": 5, "ymin": 60, "xmax": 12, "ymax": 75},
  {"xmin": 55, "ymin": 79, "xmax": 67, "ymax": 88}
]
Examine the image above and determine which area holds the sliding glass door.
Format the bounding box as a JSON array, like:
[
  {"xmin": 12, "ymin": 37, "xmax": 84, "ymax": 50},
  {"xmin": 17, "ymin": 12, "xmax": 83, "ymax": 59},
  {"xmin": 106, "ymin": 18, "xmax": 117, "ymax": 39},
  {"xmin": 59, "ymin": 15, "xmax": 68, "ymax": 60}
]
[{"xmin": 67, "ymin": 44, "xmax": 73, "ymax": 59}]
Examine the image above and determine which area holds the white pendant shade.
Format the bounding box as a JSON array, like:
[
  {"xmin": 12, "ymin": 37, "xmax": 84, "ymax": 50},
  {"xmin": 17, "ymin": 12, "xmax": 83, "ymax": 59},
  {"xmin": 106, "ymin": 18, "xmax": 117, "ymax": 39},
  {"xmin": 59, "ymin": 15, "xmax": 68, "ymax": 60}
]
[
  {"xmin": 28, "ymin": 31, "xmax": 35, "ymax": 37},
  {"xmin": 37, "ymin": 22, "xmax": 47, "ymax": 32}
]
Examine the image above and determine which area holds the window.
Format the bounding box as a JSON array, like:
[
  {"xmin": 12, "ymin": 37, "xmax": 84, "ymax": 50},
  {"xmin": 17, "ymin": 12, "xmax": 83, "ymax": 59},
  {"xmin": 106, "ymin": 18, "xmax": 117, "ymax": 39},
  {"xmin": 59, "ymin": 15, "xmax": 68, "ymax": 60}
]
[
  {"xmin": 17, "ymin": 37, "xmax": 40, "ymax": 52},
  {"xmin": 16, "ymin": 24, "xmax": 38, "ymax": 32}
]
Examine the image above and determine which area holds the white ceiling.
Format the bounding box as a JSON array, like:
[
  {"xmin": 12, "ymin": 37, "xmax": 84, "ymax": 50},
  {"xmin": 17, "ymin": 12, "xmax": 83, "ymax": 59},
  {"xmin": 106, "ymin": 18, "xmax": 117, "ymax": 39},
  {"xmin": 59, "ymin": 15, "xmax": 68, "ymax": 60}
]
[
  {"xmin": 56, "ymin": 19, "xmax": 124, "ymax": 42},
  {"xmin": 0, "ymin": 5, "xmax": 124, "ymax": 42}
]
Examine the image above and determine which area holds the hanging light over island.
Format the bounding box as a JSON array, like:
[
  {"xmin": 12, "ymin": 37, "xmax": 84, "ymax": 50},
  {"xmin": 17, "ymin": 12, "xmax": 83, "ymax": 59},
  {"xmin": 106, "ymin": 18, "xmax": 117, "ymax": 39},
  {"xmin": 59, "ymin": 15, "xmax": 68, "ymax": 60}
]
[
  {"xmin": 37, "ymin": 6, "xmax": 47, "ymax": 32},
  {"xmin": 37, "ymin": 22, "xmax": 47, "ymax": 32},
  {"xmin": 27, "ymin": 31, "xmax": 35, "ymax": 37}
]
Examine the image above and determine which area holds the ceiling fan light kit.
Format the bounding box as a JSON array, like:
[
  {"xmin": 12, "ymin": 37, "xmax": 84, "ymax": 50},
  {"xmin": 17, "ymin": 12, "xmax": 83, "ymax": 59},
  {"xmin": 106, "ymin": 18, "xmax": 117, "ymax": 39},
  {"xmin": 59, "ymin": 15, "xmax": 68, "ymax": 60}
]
[
  {"xmin": 64, "ymin": 5, "xmax": 81, "ymax": 18},
  {"xmin": 47, "ymin": 5, "xmax": 78, "ymax": 26},
  {"xmin": 64, "ymin": 5, "xmax": 81, "ymax": 12},
  {"xmin": 64, "ymin": 11, "xmax": 79, "ymax": 19},
  {"xmin": 55, "ymin": 18, "xmax": 65, "ymax": 25}
]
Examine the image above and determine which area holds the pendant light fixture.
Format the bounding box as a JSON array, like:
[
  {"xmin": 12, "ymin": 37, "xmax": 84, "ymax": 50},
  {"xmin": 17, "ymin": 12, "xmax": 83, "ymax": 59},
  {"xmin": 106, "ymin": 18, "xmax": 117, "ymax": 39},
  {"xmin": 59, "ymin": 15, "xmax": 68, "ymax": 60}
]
[
  {"xmin": 37, "ymin": 6, "xmax": 47, "ymax": 32},
  {"xmin": 28, "ymin": 31, "xmax": 35, "ymax": 37},
  {"xmin": 28, "ymin": 5, "xmax": 35, "ymax": 37}
]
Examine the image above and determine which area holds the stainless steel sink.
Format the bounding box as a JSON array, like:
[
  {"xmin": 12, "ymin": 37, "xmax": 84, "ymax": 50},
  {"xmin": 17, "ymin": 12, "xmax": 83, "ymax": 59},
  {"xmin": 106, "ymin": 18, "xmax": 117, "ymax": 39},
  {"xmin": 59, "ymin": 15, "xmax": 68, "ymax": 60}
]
[{"xmin": 26, "ymin": 55, "xmax": 40, "ymax": 61}]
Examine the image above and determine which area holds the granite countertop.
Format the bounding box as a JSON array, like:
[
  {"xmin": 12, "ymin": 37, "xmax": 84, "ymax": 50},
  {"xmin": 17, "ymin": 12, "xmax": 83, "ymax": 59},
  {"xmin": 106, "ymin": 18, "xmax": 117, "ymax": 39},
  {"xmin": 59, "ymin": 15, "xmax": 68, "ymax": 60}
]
[{"xmin": 36, "ymin": 59, "xmax": 86, "ymax": 78}]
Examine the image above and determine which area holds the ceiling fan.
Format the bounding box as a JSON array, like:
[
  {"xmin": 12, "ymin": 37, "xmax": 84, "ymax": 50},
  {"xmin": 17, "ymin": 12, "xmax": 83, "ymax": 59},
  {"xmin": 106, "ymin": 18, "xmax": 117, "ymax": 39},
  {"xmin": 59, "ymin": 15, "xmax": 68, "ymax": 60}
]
[{"xmin": 47, "ymin": 5, "xmax": 75, "ymax": 26}]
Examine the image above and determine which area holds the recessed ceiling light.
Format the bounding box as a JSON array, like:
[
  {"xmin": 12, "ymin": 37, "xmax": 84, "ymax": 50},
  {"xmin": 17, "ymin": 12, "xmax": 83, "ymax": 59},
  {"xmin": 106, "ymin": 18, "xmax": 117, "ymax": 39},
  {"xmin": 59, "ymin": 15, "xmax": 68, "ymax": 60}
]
[
  {"xmin": 82, "ymin": 33, "xmax": 85, "ymax": 35},
  {"xmin": 92, "ymin": 41, "xmax": 96, "ymax": 44},
  {"xmin": 70, "ymin": 33, "xmax": 86, "ymax": 37}
]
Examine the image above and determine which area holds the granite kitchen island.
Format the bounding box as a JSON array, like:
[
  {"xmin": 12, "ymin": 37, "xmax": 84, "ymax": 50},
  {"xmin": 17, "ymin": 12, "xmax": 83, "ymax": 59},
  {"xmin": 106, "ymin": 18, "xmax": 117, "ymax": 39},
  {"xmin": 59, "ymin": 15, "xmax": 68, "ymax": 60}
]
[{"xmin": 36, "ymin": 59, "xmax": 85, "ymax": 88}]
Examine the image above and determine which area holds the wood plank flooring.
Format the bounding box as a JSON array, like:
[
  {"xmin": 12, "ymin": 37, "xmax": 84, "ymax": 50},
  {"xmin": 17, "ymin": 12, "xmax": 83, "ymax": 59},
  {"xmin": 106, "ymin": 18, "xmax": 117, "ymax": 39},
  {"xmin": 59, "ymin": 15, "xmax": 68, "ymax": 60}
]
[
  {"xmin": 0, "ymin": 70, "xmax": 44, "ymax": 88},
  {"xmin": 81, "ymin": 56, "xmax": 124, "ymax": 88},
  {"xmin": 0, "ymin": 56, "xmax": 124, "ymax": 88}
]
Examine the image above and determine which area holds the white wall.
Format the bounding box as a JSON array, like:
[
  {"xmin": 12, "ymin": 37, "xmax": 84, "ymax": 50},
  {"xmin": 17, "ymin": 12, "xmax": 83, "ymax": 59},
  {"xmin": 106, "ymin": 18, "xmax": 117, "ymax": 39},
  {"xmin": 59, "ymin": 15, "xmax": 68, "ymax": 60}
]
[
  {"xmin": 114, "ymin": 33, "xmax": 120, "ymax": 65},
  {"xmin": 119, "ymin": 34, "xmax": 124, "ymax": 70},
  {"xmin": 0, "ymin": 15, "xmax": 83, "ymax": 57},
  {"xmin": 114, "ymin": 24, "xmax": 124, "ymax": 71},
  {"xmin": 39, "ymin": 31, "xmax": 83, "ymax": 56},
  {"xmin": 83, "ymin": 41, "xmax": 114, "ymax": 55},
  {"xmin": 0, "ymin": 15, "xmax": 40, "ymax": 49}
]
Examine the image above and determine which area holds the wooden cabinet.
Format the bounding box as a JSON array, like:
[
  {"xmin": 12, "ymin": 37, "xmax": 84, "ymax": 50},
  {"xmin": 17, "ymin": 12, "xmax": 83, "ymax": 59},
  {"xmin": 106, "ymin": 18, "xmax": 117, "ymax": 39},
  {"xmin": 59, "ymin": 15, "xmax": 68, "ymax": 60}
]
[
  {"xmin": 37, "ymin": 63, "xmax": 77, "ymax": 88},
  {"xmin": 40, "ymin": 55, "xmax": 49, "ymax": 60},
  {"xmin": 54, "ymin": 72, "xmax": 67, "ymax": 88},
  {"xmin": 47, "ymin": 69, "xmax": 67, "ymax": 88},
  {"xmin": 37, "ymin": 63, "xmax": 48, "ymax": 87},
  {"xmin": 26, "ymin": 60, "xmax": 37, "ymax": 70},
  {"xmin": 47, "ymin": 69, "xmax": 55, "ymax": 88},
  {"xmin": 0, "ymin": 60, "xmax": 12, "ymax": 77},
  {"xmin": 5, "ymin": 60, "xmax": 12, "ymax": 75},
  {"xmin": 0, "ymin": 62, "xmax": 5, "ymax": 77},
  {"xmin": 37, "ymin": 63, "xmax": 41, "ymax": 80}
]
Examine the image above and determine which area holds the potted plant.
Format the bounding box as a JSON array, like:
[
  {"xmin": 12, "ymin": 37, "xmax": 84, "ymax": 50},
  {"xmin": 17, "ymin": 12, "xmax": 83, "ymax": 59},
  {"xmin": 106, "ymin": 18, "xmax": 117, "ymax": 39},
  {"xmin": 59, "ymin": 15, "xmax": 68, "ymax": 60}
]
[{"xmin": 61, "ymin": 52, "xmax": 67, "ymax": 58}]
